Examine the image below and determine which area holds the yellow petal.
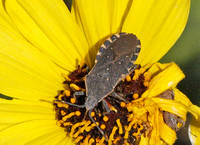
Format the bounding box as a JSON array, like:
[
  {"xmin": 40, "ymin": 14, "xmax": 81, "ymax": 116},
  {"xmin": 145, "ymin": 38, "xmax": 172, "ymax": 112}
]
[
  {"xmin": 142, "ymin": 62, "xmax": 185, "ymax": 98},
  {"xmin": 174, "ymin": 88, "xmax": 192, "ymax": 106},
  {"xmin": 0, "ymin": 22, "xmax": 65, "ymax": 101},
  {"xmin": 189, "ymin": 116, "xmax": 200, "ymax": 145},
  {"xmin": 0, "ymin": 98, "xmax": 54, "ymax": 130},
  {"xmin": 148, "ymin": 109, "xmax": 160, "ymax": 145},
  {"xmin": 122, "ymin": 0, "xmax": 190, "ymax": 66},
  {"xmin": 0, "ymin": 98, "xmax": 52, "ymax": 108},
  {"xmin": 139, "ymin": 135, "xmax": 149, "ymax": 145},
  {"xmin": 147, "ymin": 63, "xmax": 171, "ymax": 78},
  {"xmin": 159, "ymin": 112, "xmax": 177, "ymax": 144},
  {"xmin": 26, "ymin": 131, "xmax": 66, "ymax": 145},
  {"xmin": 0, "ymin": 120, "xmax": 74, "ymax": 145},
  {"xmin": 0, "ymin": 0, "xmax": 18, "ymax": 32},
  {"xmin": 5, "ymin": 0, "xmax": 89, "ymax": 70},
  {"xmin": 188, "ymin": 105, "xmax": 200, "ymax": 121},
  {"xmin": 72, "ymin": 0, "xmax": 131, "ymax": 66},
  {"xmin": 150, "ymin": 98, "xmax": 187, "ymax": 120}
]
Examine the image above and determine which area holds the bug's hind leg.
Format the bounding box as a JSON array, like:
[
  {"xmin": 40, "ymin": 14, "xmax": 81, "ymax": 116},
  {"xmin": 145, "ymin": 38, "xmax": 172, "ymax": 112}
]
[
  {"xmin": 54, "ymin": 100, "xmax": 85, "ymax": 108},
  {"xmin": 102, "ymin": 99, "xmax": 111, "ymax": 114},
  {"xmin": 110, "ymin": 91, "xmax": 129, "ymax": 103},
  {"xmin": 73, "ymin": 91, "xmax": 86, "ymax": 99},
  {"xmin": 102, "ymin": 99, "xmax": 118, "ymax": 114}
]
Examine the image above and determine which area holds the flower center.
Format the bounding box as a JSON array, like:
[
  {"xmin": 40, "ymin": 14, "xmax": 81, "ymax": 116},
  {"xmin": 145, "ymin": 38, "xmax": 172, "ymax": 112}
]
[{"xmin": 54, "ymin": 64, "xmax": 152, "ymax": 144}]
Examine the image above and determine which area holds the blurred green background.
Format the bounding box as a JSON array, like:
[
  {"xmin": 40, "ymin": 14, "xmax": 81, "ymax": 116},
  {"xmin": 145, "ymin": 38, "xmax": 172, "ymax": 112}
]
[
  {"xmin": 160, "ymin": 0, "xmax": 200, "ymax": 107},
  {"xmin": 160, "ymin": 1, "xmax": 200, "ymax": 143}
]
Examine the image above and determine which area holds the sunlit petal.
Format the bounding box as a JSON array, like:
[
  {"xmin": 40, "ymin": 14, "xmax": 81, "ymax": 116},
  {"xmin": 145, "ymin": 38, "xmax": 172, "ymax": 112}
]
[
  {"xmin": 0, "ymin": 24, "xmax": 65, "ymax": 101},
  {"xmin": 122, "ymin": 0, "xmax": 190, "ymax": 66},
  {"xmin": 0, "ymin": 98, "xmax": 54, "ymax": 130},
  {"xmin": 151, "ymin": 98, "xmax": 187, "ymax": 120},
  {"xmin": 142, "ymin": 62, "xmax": 185, "ymax": 98},
  {"xmin": 72, "ymin": 0, "xmax": 131, "ymax": 66},
  {"xmin": 159, "ymin": 112, "xmax": 177, "ymax": 144},
  {"xmin": 189, "ymin": 116, "xmax": 200, "ymax": 145},
  {"xmin": 0, "ymin": 120, "xmax": 74, "ymax": 145},
  {"xmin": 5, "ymin": 0, "xmax": 89, "ymax": 70}
]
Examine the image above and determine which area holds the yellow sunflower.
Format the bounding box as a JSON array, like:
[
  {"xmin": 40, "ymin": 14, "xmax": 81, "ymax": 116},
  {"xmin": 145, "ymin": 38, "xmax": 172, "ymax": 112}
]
[{"xmin": 0, "ymin": 0, "xmax": 199, "ymax": 145}]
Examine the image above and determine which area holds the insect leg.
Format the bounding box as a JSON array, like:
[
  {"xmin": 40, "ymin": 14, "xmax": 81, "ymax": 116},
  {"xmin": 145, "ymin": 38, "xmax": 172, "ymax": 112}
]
[
  {"xmin": 88, "ymin": 109, "xmax": 108, "ymax": 141},
  {"xmin": 54, "ymin": 100, "xmax": 85, "ymax": 108},
  {"xmin": 102, "ymin": 99, "xmax": 111, "ymax": 114},
  {"xmin": 73, "ymin": 91, "xmax": 86, "ymax": 99},
  {"xmin": 102, "ymin": 99, "xmax": 118, "ymax": 115},
  {"xmin": 110, "ymin": 91, "xmax": 129, "ymax": 103}
]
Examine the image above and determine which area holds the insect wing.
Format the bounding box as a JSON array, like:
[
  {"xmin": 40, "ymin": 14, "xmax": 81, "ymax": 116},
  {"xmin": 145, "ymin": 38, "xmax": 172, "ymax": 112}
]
[
  {"xmin": 85, "ymin": 70, "xmax": 113, "ymax": 102},
  {"xmin": 93, "ymin": 34, "xmax": 140, "ymax": 86},
  {"xmin": 86, "ymin": 33, "xmax": 140, "ymax": 103}
]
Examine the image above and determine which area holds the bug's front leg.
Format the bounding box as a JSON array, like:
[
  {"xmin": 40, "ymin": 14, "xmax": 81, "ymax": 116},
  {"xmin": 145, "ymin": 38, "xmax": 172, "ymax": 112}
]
[
  {"xmin": 102, "ymin": 99, "xmax": 111, "ymax": 114},
  {"xmin": 73, "ymin": 91, "xmax": 86, "ymax": 99},
  {"xmin": 102, "ymin": 99, "xmax": 118, "ymax": 115}
]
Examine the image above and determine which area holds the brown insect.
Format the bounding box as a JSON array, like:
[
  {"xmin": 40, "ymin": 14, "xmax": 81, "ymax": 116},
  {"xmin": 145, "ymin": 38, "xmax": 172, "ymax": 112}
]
[{"xmin": 58, "ymin": 33, "xmax": 141, "ymax": 139}]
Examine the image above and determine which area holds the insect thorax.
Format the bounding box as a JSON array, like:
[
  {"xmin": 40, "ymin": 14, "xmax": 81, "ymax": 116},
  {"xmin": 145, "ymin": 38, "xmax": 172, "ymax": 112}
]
[{"xmin": 85, "ymin": 95, "xmax": 98, "ymax": 111}]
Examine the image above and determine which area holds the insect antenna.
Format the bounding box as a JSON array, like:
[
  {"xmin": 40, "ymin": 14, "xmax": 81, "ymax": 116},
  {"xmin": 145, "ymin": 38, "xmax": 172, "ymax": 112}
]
[
  {"xmin": 54, "ymin": 100, "xmax": 85, "ymax": 108},
  {"xmin": 88, "ymin": 109, "xmax": 108, "ymax": 141}
]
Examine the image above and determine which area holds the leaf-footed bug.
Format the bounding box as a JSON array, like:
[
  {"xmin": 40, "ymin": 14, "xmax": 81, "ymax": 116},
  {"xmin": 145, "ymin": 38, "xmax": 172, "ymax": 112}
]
[{"xmin": 57, "ymin": 33, "xmax": 141, "ymax": 140}]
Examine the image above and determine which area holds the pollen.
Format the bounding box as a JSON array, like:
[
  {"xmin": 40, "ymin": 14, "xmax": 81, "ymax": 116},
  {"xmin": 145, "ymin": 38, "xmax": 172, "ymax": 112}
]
[
  {"xmin": 56, "ymin": 120, "xmax": 63, "ymax": 126},
  {"xmin": 53, "ymin": 64, "xmax": 165, "ymax": 144},
  {"xmin": 97, "ymin": 137, "xmax": 105, "ymax": 145},
  {"xmin": 62, "ymin": 73, "xmax": 71, "ymax": 81},
  {"xmin": 88, "ymin": 138, "xmax": 95, "ymax": 145},
  {"xmin": 133, "ymin": 93, "xmax": 139, "ymax": 99},
  {"xmin": 126, "ymin": 75, "xmax": 132, "ymax": 82},
  {"xmin": 62, "ymin": 111, "xmax": 78, "ymax": 121},
  {"xmin": 75, "ymin": 136, "xmax": 84, "ymax": 143},
  {"xmin": 120, "ymin": 102, "xmax": 126, "ymax": 107},
  {"xmin": 100, "ymin": 124, "xmax": 106, "ymax": 130},
  {"xmin": 113, "ymin": 136, "xmax": 121, "ymax": 144},
  {"xmin": 90, "ymin": 111, "xmax": 95, "ymax": 117},
  {"xmin": 143, "ymin": 81, "xmax": 149, "ymax": 87},
  {"xmin": 103, "ymin": 116, "xmax": 109, "ymax": 122},
  {"xmin": 108, "ymin": 126, "xmax": 118, "ymax": 145},
  {"xmin": 63, "ymin": 122, "xmax": 72, "ymax": 126},
  {"xmin": 58, "ymin": 94, "xmax": 64, "ymax": 100},
  {"xmin": 64, "ymin": 90, "xmax": 71, "ymax": 97},
  {"xmin": 85, "ymin": 123, "xmax": 97, "ymax": 132},
  {"xmin": 124, "ymin": 120, "xmax": 135, "ymax": 139},
  {"xmin": 61, "ymin": 110, "xmax": 66, "ymax": 116},
  {"xmin": 70, "ymin": 98, "xmax": 76, "ymax": 104},
  {"xmin": 75, "ymin": 111, "xmax": 81, "ymax": 116},
  {"xmin": 70, "ymin": 83, "xmax": 81, "ymax": 90},
  {"xmin": 82, "ymin": 135, "xmax": 90, "ymax": 144},
  {"xmin": 144, "ymin": 72, "xmax": 151, "ymax": 81},
  {"xmin": 116, "ymin": 119, "xmax": 123, "ymax": 134},
  {"xmin": 63, "ymin": 103, "xmax": 69, "ymax": 108},
  {"xmin": 132, "ymin": 69, "xmax": 140, "ymax": 80}
]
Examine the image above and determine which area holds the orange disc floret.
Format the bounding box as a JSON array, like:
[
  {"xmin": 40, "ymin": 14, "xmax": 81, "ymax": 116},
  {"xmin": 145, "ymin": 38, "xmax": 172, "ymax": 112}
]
[
  {"xmin": 100, "ymin": 124, "xmax": 106, "ymax": 130},
  {"xmin": 120, "ymin": 102, "xmax": 126, "ymax": 107},
  {"xmin": 133, "ymin": 93, "xmax": 139, "ymax": 99},
  {"xmin": 70, "ymin": 98, "xmax": 76, "ymax": 104},
  {"xmin": 103, "ymin": 116, "xmax": 109, "ymax": 122},
  {"xmin": 76, "ymin": 111, "xmax": 81, "ymax": 116}
]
